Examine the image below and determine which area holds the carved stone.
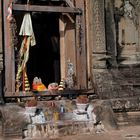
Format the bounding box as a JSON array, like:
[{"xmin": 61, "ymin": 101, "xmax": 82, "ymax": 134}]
[
  {"xmin": 92, "ymin": 0, "xmax": 106, "ymax": 69},
  {"xmin": 90, "ymin": 0, "xmax": 140, "ymax": 101}
]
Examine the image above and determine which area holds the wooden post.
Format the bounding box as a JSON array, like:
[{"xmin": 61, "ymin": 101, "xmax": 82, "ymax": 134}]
[
  {"xmin": 3, "ymin": 1, "xmax": 15, "ymax": 96},
  {"xmin": 0, "ymin": 0, "xmax": 4, "ymax": 103},
  {"xmin": 85, "ymin": 0, "xmax": 93, "ymax": 88},
  {"xmin": 0, "ymin": 0, "xmax": 3, "ymax": 70},
  {"xmin": 75, "ymin": 0, "xmax": 87, "ymax": 89},
  {"xmin": 59, "ymin": 16, "xmax": 66, "ymax": 80}
]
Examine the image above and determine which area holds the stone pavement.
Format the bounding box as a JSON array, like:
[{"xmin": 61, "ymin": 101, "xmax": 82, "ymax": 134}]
[{"xmin": 0, "ymin": 125, "xmax": 140, "ymax": 140}]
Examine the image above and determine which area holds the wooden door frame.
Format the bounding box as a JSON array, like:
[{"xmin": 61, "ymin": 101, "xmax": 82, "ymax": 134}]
[
  {"xmin": 0, "ymin": 0, "xmax": 3, "ymax": 69},
  {"xmin": 75, "ymin": 0, "xmax": 87, "ymax": 89},
  {"xmin": 3, "ymin": 1, "xmax": 16, "ymax": 96},
  {"xmin": 59, "ymin": 16, "xmax": 66, "ymax": 80},
  {"xmin": 3, "ymin": 1, "xmax": 88, "ymax": 97}
]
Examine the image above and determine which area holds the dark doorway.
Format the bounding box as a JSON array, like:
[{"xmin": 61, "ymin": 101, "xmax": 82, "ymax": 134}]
[{"xmin": 27, "ymin": 12, "xmax": 60, "ymax": 87}]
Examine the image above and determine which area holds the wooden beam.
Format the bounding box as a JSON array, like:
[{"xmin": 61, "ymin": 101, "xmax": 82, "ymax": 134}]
[
  {"xmin": 12, "ymin": 4, "xmax": 82, "ymax": 14},
  {"xmin": 62, "ymin": 13, "xmax": 75, "ymax": 23},
  {"xmin": 65, "ymin": 0, "xmax": 75, "ymax": 8}
]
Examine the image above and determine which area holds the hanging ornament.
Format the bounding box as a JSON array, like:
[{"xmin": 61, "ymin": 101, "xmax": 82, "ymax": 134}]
[
  {"xmin": 15, "ymin": 13, "xmax": 36, "ymax": 93},
  {"xmin": 7, "ymin": 2, "xmax": 13, "ymax": 22}
]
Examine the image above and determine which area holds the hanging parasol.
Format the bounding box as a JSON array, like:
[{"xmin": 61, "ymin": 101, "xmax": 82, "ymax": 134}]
[{"xmin": 16, "ymin": 13, "xmax": 36, "ymax": 92}]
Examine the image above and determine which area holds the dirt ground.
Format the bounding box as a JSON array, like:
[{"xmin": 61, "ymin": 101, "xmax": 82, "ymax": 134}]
[
  {"xmin": 0, "ymin": 125, "xmax": 140, "ymax": 140},
  {"xmin": 60, "ymin": 125, "xmax": 140, "ymax": 140}
]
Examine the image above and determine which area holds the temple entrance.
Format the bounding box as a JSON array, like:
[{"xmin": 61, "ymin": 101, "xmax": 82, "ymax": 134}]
[
  {"xmin": 3, "ymin": 0, "xmax": 89, "ymax": 96},
  {"xmin": 26, "ymin": 13, "xmax": 60, "ymax": 87}
]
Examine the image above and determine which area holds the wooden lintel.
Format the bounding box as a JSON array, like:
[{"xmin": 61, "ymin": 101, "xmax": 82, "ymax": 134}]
[{"xmin": 12, "ymin": 4, "xmax": 82, "ymax": 14}]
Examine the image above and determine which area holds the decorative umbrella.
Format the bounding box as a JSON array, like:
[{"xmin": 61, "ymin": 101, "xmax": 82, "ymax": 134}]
[{"xmin": 16, "ymin": 13, "xmax": 36, "ymax": 92}]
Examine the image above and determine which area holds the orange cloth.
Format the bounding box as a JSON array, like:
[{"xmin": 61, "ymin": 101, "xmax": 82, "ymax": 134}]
[{"xmin": 32, "ymin": 83, "xmax": 47, "ymax": 91}]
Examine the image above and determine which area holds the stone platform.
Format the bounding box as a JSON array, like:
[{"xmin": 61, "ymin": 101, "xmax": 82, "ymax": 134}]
[{"xmin": 0, "ymin": 99, "xmax": 118, "ymax": 139}]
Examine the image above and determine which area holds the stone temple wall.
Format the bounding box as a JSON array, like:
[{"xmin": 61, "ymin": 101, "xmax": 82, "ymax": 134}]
[{"xmin": 89, "ymin": 0, "xmax": 140, "ymax": 112}]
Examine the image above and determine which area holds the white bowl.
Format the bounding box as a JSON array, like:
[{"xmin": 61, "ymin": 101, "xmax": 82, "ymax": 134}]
[
  {"xmin": 76, "ymin": 103, "xmax": 88, "ymax": 111},
  {"xmin": 25, "ymin": 106, "xmax": 37, "ymax": 115}
]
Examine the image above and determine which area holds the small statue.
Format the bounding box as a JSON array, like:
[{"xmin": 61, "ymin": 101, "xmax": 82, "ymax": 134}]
[
  {"xmin": 65, "ymin": 61, "xmax": 75, "ymax": 89},
  {"xmin": 118, "ymin": 0, "xmax": 138, "ymax": 47},
  {"xmin": 122, "ymin": 0, "xmax": 138, "ymax": 27},
  {"xmin": 123, "ymin": 0, "xmax": 134, "ymax": 19}
]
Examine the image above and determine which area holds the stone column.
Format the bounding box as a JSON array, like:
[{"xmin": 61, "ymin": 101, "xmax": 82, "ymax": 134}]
[
  {"xmin": 91, "ymin": 0, "xmax": 107, "ymax": 69},
  {"xmin": 90, "ymin": 0, "xmax": 109, "ymax": 98},
  {"xmin": 105, "ymin": 0, "xmax": 118, "ymax": 68}
]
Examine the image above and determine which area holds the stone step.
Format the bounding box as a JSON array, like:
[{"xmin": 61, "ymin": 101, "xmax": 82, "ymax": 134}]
[
  {"xmin": 94, "ymin": 68, "xmax": 140, "ymax": 99},
  {"xmin": 115, "ymin": 112, "xmax": 140, "ymax": 126}
]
